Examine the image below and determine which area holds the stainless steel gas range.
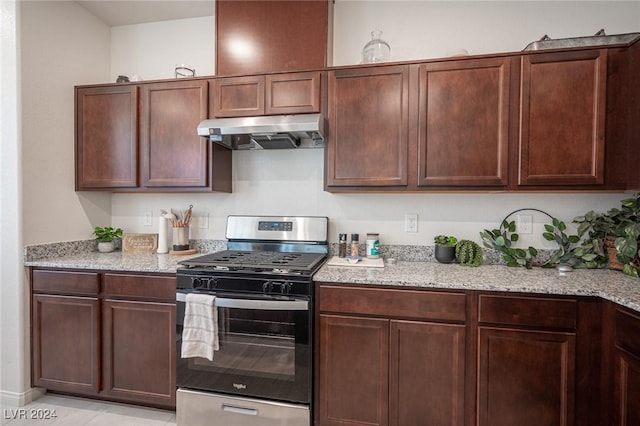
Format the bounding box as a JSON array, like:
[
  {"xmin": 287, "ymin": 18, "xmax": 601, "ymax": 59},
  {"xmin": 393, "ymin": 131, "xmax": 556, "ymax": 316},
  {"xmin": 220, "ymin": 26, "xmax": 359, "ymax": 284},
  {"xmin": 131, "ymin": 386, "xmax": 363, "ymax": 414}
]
[{"xmin": 175, "ymin": 215, "xmax": 328, "ymax": 426}]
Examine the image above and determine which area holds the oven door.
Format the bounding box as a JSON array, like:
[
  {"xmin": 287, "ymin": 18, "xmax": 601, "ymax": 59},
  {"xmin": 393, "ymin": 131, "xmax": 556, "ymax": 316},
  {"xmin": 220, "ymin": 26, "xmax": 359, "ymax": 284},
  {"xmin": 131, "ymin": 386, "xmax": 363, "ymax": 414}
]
[{"xmin": 176, "ymin": 290, "xmax": 311, "ymax": 404}]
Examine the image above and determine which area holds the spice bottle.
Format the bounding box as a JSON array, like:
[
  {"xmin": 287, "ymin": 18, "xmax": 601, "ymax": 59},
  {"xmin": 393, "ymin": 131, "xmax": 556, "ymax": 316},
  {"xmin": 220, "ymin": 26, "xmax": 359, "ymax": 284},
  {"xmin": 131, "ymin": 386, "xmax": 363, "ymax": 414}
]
[
  {"xmin": 338, "ymin": 234, "xmax": 347, "ymax": 258},
  {"xmin": 350, "ymin": 234, "xmax": 360, "ymax": 257},
  {"xmin": 366, "ymin": 233, "xmax": 380, "ymax": 259}
]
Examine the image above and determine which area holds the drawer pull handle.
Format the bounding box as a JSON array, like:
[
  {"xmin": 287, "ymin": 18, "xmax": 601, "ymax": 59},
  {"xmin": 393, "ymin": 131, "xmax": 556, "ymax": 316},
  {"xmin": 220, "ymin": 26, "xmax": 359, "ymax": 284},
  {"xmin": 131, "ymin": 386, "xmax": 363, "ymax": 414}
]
[{"xmin": 222, "ymin": 404, "xmax": 258, "ymax": 416}]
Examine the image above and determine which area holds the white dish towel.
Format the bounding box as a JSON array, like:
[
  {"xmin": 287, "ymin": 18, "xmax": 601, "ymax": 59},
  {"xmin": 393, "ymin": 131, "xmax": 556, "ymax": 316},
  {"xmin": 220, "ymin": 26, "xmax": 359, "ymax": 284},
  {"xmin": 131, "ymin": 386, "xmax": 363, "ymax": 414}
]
[{"xmin": 181, "ymin": 293, "xmax": 219, "ymax": 361}]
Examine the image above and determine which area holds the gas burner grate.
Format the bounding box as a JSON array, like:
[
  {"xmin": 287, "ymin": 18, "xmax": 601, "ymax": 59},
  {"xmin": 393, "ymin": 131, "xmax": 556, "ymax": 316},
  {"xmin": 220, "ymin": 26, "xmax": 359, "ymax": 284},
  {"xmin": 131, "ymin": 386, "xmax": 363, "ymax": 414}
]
[{"xmin": 180, "ymin": 250, "xmax": 326, "ymax": 272}]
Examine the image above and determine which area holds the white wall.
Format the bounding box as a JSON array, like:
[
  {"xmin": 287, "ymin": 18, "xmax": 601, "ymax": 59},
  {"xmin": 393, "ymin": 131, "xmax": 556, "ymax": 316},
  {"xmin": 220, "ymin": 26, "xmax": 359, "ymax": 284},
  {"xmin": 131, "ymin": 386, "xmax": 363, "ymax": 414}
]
[
  {"xmin": 111, "ymin": 1, "xmax": 639, "ymax": 249},
  {"xmin": 21, "ymin": 1, "xmax": 112, "ymax": 246},
  {"xmin": 110, "ymin": 16, "xmax": 214, "ymax": 83},
  {"xmin": 1, "ymin": 0, "xmax": 111, "ymax": 407},
  {"xmin": 0, "ymin": 0, "xmax": 28, "ymax": 407},
  {"xmin": 333, "ymin": 1, "xmax": 640, "ymax": 65}
]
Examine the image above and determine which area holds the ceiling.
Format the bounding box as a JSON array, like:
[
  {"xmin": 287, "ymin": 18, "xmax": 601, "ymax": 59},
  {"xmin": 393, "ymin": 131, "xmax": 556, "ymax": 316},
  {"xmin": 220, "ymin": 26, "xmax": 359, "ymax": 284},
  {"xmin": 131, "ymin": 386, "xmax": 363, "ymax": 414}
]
[{"xmin": 76, "ymin": 0, "xmax": 215, "ymax": 26}]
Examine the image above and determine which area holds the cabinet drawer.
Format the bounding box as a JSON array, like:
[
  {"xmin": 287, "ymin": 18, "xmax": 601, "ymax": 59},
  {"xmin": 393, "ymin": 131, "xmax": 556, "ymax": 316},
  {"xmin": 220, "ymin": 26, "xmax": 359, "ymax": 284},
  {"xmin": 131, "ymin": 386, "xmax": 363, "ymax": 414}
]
[
  {"xmin": 615, "ymin": 308, "xmax": 640, "ymax": 355},
  {"xmin": 478, "ymin": 294, "xmax": 577, "ymax": 329},
  {"xmin": 265, "ymin": 71, "xmax": 321, "ymax": 115},
  {"xmin": 103, "ymin": 273, "xmax": 175, "ymax": 301},
  {"xmin": 211, "ymin": 76, "xmax": 264, "ymax": 117},
  {"xmin": 318, "ymin": 285, "xmax": 466, "ymax": 322},
  {"xmin": 32, "ymin": 270, "xmax": 100, "ymax": 296}
]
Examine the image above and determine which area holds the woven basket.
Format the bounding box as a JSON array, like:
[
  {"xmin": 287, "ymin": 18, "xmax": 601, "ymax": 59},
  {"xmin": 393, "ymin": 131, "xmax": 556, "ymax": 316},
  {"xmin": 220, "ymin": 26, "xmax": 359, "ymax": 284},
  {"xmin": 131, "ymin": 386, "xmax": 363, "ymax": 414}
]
[{"xmin": 605, "ymin": 237, "xmax": 624, "ymax": 271}]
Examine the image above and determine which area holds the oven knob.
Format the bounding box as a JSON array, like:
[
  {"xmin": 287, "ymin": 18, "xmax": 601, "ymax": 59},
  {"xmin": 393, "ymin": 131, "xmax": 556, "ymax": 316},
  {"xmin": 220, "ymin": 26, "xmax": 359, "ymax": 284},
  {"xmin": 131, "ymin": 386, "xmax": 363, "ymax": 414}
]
[
  {"xmin": 191, "ymin": 277, "xmax": 204, "ymax": 289},
  {"xmin": 207, "ymin": 278, "xmax": 219, "ymax": 290},
  {"xmin": 263, "ymin": 281, "xmax": 273, "ymax": 294},
  {"xmin": 280, "ymin": 282, "xmax": 292, "ymax": 294}
]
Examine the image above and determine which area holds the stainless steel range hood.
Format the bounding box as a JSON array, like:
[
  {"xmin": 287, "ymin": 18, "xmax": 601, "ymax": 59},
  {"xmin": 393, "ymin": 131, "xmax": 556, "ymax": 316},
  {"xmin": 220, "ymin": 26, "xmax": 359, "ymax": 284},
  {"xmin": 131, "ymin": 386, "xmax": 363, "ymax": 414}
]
[{"xmin": 197, "ymin": 113, "xmax": 324, "ymax": 150}]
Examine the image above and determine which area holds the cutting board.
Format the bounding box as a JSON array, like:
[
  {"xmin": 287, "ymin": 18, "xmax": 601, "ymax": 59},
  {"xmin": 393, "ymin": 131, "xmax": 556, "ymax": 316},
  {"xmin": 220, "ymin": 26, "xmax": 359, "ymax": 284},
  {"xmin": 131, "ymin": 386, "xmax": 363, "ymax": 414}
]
[{"xmin": 326, "ymin": 256, "xmax": 385, "ymax": 268}]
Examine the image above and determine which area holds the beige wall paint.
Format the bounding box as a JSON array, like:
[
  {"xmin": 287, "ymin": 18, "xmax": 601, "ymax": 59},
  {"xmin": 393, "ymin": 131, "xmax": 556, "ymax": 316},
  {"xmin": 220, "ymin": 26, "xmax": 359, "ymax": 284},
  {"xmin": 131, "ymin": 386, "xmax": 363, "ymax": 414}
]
[
  {"xmin": 21, "ymin": 0, "xmax": 112, "ymax": 246},
  {"xmin": 333, "ymin": 1, "xmax": 640, "ymax": 65},
  {"xmin": 1, "ymin": 0, "xmax": 111, "ymax": 406},
  {"xmin": 110, "ymin": 16, "xmax": 214, "ymax": 82}
]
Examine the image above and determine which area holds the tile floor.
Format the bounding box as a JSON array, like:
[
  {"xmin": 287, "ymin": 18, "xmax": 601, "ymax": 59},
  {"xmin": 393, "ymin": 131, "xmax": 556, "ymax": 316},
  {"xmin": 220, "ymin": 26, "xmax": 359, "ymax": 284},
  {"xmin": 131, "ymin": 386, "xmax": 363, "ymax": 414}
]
[{"xmin": 1, "ymin": 394, "xmax": 176, "ymax": 425}]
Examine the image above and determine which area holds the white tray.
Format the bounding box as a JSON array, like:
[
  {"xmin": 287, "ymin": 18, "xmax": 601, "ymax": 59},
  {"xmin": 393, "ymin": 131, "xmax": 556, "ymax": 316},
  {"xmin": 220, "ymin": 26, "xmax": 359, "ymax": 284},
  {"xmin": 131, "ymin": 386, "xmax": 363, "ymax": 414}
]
[{"xmin": 326, "ymin": 256, "xmax": 385, "ymax": 268}]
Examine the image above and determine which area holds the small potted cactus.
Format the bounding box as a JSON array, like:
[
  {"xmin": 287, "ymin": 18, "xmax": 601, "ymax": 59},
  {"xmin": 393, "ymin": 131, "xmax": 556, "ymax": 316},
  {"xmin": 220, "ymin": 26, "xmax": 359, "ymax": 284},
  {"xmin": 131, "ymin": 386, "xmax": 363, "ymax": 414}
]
[
  {"xmin": 455, "ymin": 240, "xmax": 483, "ymax": 267},
  {"xmin": 434, "ymin": 235, "xmax": 458, "ymax": 264}
]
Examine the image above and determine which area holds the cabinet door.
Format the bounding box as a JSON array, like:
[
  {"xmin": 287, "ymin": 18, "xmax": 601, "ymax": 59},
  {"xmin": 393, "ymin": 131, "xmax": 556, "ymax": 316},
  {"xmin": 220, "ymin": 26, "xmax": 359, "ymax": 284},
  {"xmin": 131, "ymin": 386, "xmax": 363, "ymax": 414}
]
[
  {"xmin": 140, "ymin": 80, "xmax": 210, "ymax": 188},
  {"xmin": 102, "ymin": 299, "xmax": 176, "ymax": 408},
  {"xmin": 477, "ymin": 327, "xmax": 576, "ymax": 426},
  {"xmin": 326, "ymin": 66, "xmax": 410, "ymax": 188},
  {"xmin": 518, "ymin": 50, "xmax": 607, "ymax": 186},
  {"xmin": 318, "ymin": 315, "xmax": 389, "ymax": 426},
  {"xmin": 613, "ymin": 349, "xmax": 640, "ymax": 425},
  {"xmin": 76, "ymin": 86, "xmax": 138, "ymax": 189},
  {"xmin": 32, "ymin": 294, "xmax": 100, "ymax": 394},
  {"xmin": 417, "ymin": 58, "xmax": 511, "ymax": 187},
  {"xmin": 390, "ymin": 320, "xmax": 466, "ymax": 426},
  {"xmin": 612, "ymin": 306, "xmax": 640, "ymax": 425},
  {"xmin": 265, "ymin": 71, "xmax": 321, "ymax": 115},
  {"xmin": 212, "ymin": 76, "xmax": 265, "ymax": 117}
]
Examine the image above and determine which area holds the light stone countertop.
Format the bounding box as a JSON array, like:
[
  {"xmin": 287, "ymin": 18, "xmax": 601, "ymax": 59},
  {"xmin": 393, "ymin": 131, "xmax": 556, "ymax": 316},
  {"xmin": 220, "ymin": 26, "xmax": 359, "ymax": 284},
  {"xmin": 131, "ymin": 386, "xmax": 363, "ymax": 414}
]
[
  {"xmin": 313, "ymin": 260, "xmax": 640, "ymax": 313},
  {"xmin": 24, "ymin": 248, "xmax": 640, "ymax": 314},
  {"xmin": 24, "ymin": 251, "xmax": 201, "ymax": 274}
]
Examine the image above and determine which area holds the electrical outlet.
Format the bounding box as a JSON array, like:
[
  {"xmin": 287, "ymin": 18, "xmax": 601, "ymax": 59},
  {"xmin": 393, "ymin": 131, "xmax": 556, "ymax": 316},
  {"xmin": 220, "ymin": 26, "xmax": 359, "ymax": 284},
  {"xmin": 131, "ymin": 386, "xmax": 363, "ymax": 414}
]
[
  {"xmin": 405, "ymin": 213, "xmax": 418, "ymax": 233},
  {"xmin": 143, "ymin": 211, "xmax": 153, "ymax": 227},
  {"xmin": 518, "ymin": 214, "xmax": 533, "ymax": 234},
  {"xmin": 198, "ymin": 213, "xmax": 209, "ymax": 229}
]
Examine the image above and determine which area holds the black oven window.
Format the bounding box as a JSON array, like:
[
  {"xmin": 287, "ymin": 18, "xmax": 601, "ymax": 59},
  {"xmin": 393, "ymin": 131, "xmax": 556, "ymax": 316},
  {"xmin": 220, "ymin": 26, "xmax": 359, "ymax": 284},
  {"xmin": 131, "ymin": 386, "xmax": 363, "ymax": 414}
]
[{"xmin": 182, "ymin": 307, "xmax": 298, "ymax": 381}]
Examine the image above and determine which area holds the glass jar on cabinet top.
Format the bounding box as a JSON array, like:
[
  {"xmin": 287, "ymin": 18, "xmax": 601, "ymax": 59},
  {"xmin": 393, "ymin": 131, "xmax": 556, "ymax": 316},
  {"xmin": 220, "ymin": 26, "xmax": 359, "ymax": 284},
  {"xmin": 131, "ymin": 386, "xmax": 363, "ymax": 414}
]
[{"xmin": 362, "ymin": 30, "xmax": 391, "ymax": 63}]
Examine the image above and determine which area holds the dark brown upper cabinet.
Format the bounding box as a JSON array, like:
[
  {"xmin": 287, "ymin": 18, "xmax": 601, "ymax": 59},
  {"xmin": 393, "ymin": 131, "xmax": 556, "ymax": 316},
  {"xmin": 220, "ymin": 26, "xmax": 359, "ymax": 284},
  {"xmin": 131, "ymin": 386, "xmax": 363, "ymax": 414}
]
[
  {"xmin": 326, "ymin": 65, "xmax": 410, "ymax": 188},
  {"xmin": 215, "ymin": 0, "xmax": 332, "ymax": 76},
  {"xmin": 417, "ymin": 57, "xmax": 513, "ymax": 187},
  {"xmin": 140, "ymin": 80, "xmax": 210, "ymax": 188},
  {"xmin": 76, "ymin": 85, "xmax": 138, "ymax": 189},
  {"xmin": 517, "ymin": 49, "xmax": 607, "ymax": 187},
  {"xmin": 76, "ymin": 80, "xmax": 231, "ymax": 193},
  {"xmin": 211, "ymin": 71, "xmax": 322, "ymax": 118}
]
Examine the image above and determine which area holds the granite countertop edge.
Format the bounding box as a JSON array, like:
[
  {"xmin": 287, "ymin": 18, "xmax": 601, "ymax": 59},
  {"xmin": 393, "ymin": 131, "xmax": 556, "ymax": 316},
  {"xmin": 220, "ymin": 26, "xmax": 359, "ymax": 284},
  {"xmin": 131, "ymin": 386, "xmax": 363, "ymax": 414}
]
[
  {"xmin": 24, "ymin": 251, "xmax": 640, "ymax": 314},
  {"xmin": 313, "ymin": 261, "xmax": 640, "ymax": 313}
]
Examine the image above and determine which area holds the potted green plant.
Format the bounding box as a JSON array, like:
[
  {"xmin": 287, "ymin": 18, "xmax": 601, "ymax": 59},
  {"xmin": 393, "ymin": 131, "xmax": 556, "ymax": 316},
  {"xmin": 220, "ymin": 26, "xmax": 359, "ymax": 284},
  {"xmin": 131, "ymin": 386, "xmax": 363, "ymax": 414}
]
[
  {"xmin": 573, "ymin": 193, "xmax": 640, "ymax": 276},
  {"xmin": 93, "ymin": 226, "xmax": 123, "ymax": 253},
  {"xmin": 434, "ymin": 235, "xmax": 458, "ymax": 264}
]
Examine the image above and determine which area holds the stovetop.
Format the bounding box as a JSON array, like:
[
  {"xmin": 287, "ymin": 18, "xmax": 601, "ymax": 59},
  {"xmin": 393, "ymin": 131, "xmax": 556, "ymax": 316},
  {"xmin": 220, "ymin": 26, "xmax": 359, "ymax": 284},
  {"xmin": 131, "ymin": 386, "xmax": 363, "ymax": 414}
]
[{"xmin": 179, "ymin": 250, "xmax": 327, "ymax": 273}]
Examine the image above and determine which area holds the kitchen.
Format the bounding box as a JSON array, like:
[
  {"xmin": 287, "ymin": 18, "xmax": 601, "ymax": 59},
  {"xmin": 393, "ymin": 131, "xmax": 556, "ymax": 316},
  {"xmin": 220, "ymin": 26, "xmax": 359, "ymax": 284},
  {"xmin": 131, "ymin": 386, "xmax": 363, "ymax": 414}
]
[{"xmin": 2, "ymin": 0, "xmax": 640, "ymax": 425}]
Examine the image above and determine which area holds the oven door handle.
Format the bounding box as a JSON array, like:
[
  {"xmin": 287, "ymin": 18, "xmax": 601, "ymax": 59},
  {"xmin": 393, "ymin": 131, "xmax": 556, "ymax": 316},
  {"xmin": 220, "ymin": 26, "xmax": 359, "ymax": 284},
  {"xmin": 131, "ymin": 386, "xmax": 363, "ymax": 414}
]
[{"xmin": 176, "ymin": 292, "xmax": 308, "ymax": 311}]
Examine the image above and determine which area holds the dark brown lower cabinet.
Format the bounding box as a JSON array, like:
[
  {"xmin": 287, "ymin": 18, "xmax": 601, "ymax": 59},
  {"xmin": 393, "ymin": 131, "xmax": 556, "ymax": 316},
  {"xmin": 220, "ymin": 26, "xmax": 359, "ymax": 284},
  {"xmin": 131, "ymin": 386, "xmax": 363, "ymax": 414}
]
[
  {"xmin": 318, "ymin": 316, "xmax": 466, "ymax": 426},
  {"xmin": 102, "ymin": 299, "xmax": 176, "ymax": 407},
  {"xmin": 477, "ymin": 327, "xmax": 576, "ymax": 426},
  {"xmin": 31, "ymin": 269, "xmax": 176, "ymax": 409},
  {"xmin": 316, "ymin": 284, "xmax": 467, "ymax": 426},
  {"xmin": 477, "ymin": 293, "xmax": 579, "ymax": 426},
  {"xmin": 390, "ymin": 320, "xmax": 466, "ymax": 426},
  {"xmin": 613, "ymin": 350, "xmax": 640, "ymax": 425},
  {"xmin": 32, "ymin": 294, "xmax": 101, "ymax": 394},
  {"xmin": 611, "ymin": 306, "xmax": 640, "ymax": 425}
]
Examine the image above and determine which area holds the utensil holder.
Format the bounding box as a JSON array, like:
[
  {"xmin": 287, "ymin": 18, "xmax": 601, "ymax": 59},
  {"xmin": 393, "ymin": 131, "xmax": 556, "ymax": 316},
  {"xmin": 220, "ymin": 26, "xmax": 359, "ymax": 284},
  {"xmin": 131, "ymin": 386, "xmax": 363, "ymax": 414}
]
[{"xmin": 172, "ymin": 226, "xmax": 190, "ymax": 251}]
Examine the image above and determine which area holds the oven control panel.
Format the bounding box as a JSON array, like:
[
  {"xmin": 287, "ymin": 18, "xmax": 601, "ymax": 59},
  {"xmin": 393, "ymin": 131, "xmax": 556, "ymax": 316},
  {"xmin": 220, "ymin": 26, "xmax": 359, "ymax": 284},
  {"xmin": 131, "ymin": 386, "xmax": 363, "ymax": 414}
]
[{"xmin": 258, "ymin": 221, "xmax": 293, "ymax": 232}]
